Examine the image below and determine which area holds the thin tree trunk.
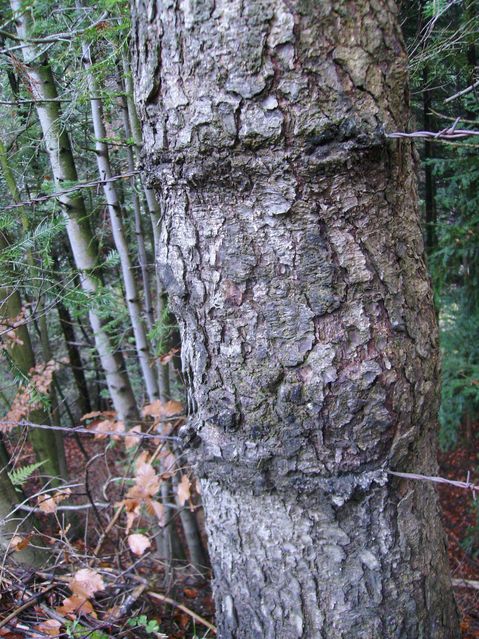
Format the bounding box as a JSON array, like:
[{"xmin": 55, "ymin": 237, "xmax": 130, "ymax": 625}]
[
  {"xmin": 0, "ymin": 136, "xmax": 68, "ymax": 479},
  {"xmin": 9, "ymin": 0, "xmax": 138, "ymax": 424},
  {"xmin": 116, "ymin": 71, "xmax": 155, "ymax": 335},
  {"xmin": 133, "ymin": 1, "xmax": 460, "ymax": 637},
  {"xmin": 56, "ymin": 302, "xmax": 92, "ymax": 417},
  {"xmin": 0, "ymin": 246, "xmax": 61, "ymax": 485},
  {"xmin": 122, "ymin": 55, "xmax": 175, "ymax": 398},
  {"xmin": 0, "ymin": 467, "xmax": 43, "ymax": 566},
  {"xmin": 81, "ymin": 43, "xmax": 159, "ymax": 405}
]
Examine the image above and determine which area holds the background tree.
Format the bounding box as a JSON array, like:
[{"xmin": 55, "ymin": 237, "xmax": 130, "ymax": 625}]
[{"xmin": 132, "ymin": 0, "xmax": 460, "ymax": 636}]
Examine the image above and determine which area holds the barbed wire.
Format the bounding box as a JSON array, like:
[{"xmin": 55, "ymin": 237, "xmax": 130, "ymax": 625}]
[
  {"xmin": 0, "ymin": 419, "xmax": 182, "ymax": 442},
  {"xmin": 387, "ymin": 469, "xmax": 478, "ymax": 499},
  {"xmin": 387, "ymin": 117, "xmax": 479, "ymax": 141},
  {"xmin": 0, "ymin": 170, "xmax": 140, "ymax": 211}
]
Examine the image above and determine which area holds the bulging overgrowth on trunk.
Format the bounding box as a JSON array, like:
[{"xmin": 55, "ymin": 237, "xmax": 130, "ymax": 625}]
[{"xmin": 132, "ymin": 1, "xmax": 460, "ymax": 637}]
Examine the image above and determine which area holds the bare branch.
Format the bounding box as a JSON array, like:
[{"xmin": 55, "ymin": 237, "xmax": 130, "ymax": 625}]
[{"xmin": 444, "ymin": 78, "xmax": 479, "ymax": 103}]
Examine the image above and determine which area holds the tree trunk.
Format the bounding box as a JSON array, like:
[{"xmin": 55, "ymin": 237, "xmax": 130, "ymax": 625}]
[
  {"xmin": 56, "ymin": 301, "xmax": 92, "ymax": 417},
  {"xmin": 81, "ymin": 43, "xmax": 160, "ymax": 405},
  {"xmin": 9, "ymin": 0, "xmax": 139, "ymax": 424},
  {"xmin": 0, "ymin": 234, "xmax": 62, "ymax": 483},
  {"xmin": 132, "ymin": 1, "xmax": 459, "ymax": 637},
  {"xmin": 121, "ymin": 54, "xmax": 177, "ymax": 398}
]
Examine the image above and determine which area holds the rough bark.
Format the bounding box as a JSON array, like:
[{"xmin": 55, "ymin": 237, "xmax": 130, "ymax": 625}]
[{"xmin": 133, "ymin": 1, "xmax": 459, "ymax": 637}]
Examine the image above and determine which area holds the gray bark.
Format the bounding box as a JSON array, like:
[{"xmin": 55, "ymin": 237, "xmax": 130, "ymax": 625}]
[{"xmin": 132, "ymin": 1, "xmax": 459, "ymax": 637}]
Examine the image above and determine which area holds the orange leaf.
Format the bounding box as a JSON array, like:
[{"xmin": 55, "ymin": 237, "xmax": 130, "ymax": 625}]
[
  {"xmin": 158, "ymin": 347, "xmax": 180, "ymax": 365},
  {"xmin": 88, "ymin": 419, "xmax": 124, "ymax": 440},
  {"xmin": 33, "ymin": 620, "xmax": 61, "ymax": 637},
  {"xmin": 81, "ymin": 410, "xmax": 116, "ymax": 422},
  {"xmin": 9, "ymin": 534, "xmax": 31, "ymax": 551},
  {"xmin": 57, "ymin": 594, "xmax": 94, "ymax": 616},
  {"xmin": 125, "ymin": 425, "xmax": 142, "ymax": 450},
  {"xmin": 127, "ymin": 463, "xmax": 160, "ymax": 499}
]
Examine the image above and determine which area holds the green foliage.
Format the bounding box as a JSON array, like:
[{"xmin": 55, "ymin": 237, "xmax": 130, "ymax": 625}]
[
  {"xmin": 402, "ymin": 0, "xmax": 479, "ymax": 449},
  {"xmin": 438, "ymin": 303, "xmax": 479, "ymax": 449},
  {"xmin": 127, "ymin": 614, "xmax": 162, "ymax": 635},
  {"xmin": 65, "ymin": 620, "xmax": 110, "ymax": 639},
  {"xmin": 8, "ymin": 460, "xmax": 47, "ymax": 488}
]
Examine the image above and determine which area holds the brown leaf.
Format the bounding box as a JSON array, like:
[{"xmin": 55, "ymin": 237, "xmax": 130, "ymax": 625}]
[
  {"xmin": 127, "ymin": 533, "xmax": 151, "ymax": 556},
  {"xmin": 134, "ymin": 451, "xmax": 150, "ymax": 468},
  {"xmin": 158, "ymin": 347, "xmax": 180, "ymax": 365},
  {"xmin": 81, "ymin": 410, "xmax": 116, "ymax": 422},
  {"xmin": 125, "ymin": 425, "xmax": 142, "ymax": 450},
  {"xmin": 142, "ymin": 399, "xmax": 183, "ymax": 419},
  {"xmin": 9, "ymin": 534, "xmax": 31, "ymax": 551},
  {"xmin": 33, "ymin": 620, "xmax": 61, "ymax": 637},
  {"xmin": 142, "ymin": 400, "xmax": 162, "ymax": 419},
  {"xmin": 146, "ymin": 499, "xmax": 166, "ymax": 527},
  {"xmin": 123, "ymin": 498, "xmax": 141, "ymax": 534},
  {"xmin": 38, "ymin": 488, "xmax": 71, "ymax": 514},
  {"xmin": 177, "ymin": 474, "xmax": 191, "ymax": 507},
  {"xmin": 88, "ymin": 419, "xmax": 124, "ymax": 441},
  {"xmin": 127, "ymin": 463, "xmax": 160, "ymax": 499},
  {"xmin": 57, "ymin": 594, "xmax": 94, "ymax": 616},
  {"xmin": 70, "ymin": 568, "xmax": 105, "ymax": 598}
]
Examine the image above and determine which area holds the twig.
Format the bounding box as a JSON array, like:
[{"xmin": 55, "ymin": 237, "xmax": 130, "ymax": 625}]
[
  {"xmin": 452, "ymin": 578, "xmax": 479, "ymax": 590},
  {"xmin": 0, "ymin": 171, "xmax": 140, "ymax": 210},
  {"xmin": 17, "ymin": 501, "xmax": 109, "ymax": 513},
  {"xmin": 445, "ymin": 78, "xmax": 479, "ymax": 103},
  {"xmin": 148, "ymin": 590, "xmax": 217, "ymax": 635},
  {"xmin": 91, "ymin": 504, "xmax": 124, "ymax": 560},
  {"xmin": 0, "ymin": 584, "xmax": 55, "ymax": 629},
  {"xmin": 0, "ymin": 13, "xmax": 109, "ymax": 48}
]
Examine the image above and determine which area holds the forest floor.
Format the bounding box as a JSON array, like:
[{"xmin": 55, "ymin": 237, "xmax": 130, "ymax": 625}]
[
  {"xmin": 1, "ymin": 432, "xmax": 478, "ymax": 638},
  {"xmin": 438, "ymin": 444, "xmax": 479, "ymax": 639}
]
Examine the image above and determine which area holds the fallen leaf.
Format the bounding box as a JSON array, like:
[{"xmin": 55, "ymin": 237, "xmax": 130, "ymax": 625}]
[
  {"xmin": 33, "ymin": 620, "xmax": 61, "ymax": 637},
  {"xmin": 70, "ymin": 568, "xmax": 105, "ymax": 598},
  {"xmin": 128, "ymin": 533, "xmax": 151, "ymax": 556},
  {"xmin": 57, "ymin": 594, "xmax": 94, "ymax": 616},
  {"xmin": 9, "ymin": 535, "xmax": 31, "ymax": 551}
]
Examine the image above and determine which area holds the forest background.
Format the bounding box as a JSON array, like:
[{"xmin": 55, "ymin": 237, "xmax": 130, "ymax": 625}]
[{"xmin": 0, "ymin": 0, "xmax": 478, "ymax": 637}]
